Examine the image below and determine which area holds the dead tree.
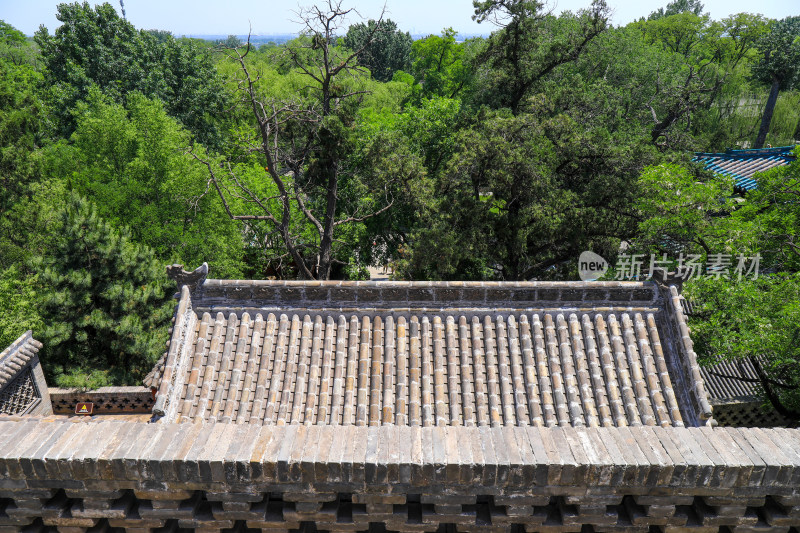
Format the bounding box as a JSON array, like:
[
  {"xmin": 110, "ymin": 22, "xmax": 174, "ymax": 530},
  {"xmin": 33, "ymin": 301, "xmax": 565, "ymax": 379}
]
[{"xmin": 193, "ymin": 1, "xmax": 398, "ymax": 280}]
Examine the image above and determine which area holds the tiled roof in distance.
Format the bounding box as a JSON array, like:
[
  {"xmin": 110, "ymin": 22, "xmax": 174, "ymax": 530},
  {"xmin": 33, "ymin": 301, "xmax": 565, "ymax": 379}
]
[
  {"xmin": 693, "ymin": 145, "xmax": 796, "ymax": 191},
  {"xmin": 151, "ymin": 279, "xmax": 713, "ymax": 428},
  {"xmin": 699, "ymin": 356, "xmax": 764, "ymax": 403}
]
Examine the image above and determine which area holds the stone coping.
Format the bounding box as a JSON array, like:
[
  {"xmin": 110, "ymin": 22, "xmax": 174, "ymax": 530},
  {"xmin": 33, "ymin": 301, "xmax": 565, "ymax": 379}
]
[
  {"xmin": 193, "ymin": 280, "xmax": 660, "ymax": 309},
  {"xmin": 49, "ymin": 386, "xmax": 152, "ymax": 394},
  {"xmin": 1, "ymin": 419, "xmax": 799, "ymax": 494}
]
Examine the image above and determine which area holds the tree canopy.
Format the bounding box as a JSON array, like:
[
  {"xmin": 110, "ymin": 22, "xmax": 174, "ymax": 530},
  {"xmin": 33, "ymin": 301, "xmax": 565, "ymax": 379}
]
[
  {"xmin": 36, "ymin": 194, "xmax": 173, "ymax": 388},
  {"xmin": 751, "ymin": 17, "xmax": 800, "ymax": 147},
  {"xmin": 343, "ymin": 18, "xmax": 412, "ymax": 82},
  {"xmin": 34, "ymin": 2, "xmax": 227, "ymax": 146}
]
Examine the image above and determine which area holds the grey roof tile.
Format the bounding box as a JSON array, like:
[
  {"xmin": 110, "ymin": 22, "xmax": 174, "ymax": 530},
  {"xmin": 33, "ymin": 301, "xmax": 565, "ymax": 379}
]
[{"xmin": 150, "ymin": 280, "xmax": 712, "ymax": 430}]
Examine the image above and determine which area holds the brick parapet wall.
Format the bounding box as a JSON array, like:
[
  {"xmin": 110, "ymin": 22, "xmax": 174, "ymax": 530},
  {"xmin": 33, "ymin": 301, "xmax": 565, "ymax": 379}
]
[
  {"xmin": 1, "ymin": 420, "xmax": 799, "ymax": 531},
  {"xmin": 193, "ymin": 281, "xmax": 660, "ymax": 310},
  {"xmin": 653, "ymin": 287, "xmax": 714, "ymax": 428},
  {"xmin": 48, "ymin": 387, "xmax": 153, "ymax": 414},
  {"xmin": 153, "ymin": 286, "xmax": 196, "ymax": 417}
]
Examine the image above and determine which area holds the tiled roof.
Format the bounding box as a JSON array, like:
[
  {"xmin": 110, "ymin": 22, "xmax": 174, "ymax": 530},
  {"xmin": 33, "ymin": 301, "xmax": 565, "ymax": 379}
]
[
  {"xmin": 150, "ymin": 280, "xmax": 713, "ymax": 427},
  {"xmin": 143, "ymin": 352, "xmax": 166, "ymax": 389},
  {"xmin": 679, "ymin": 298, "xmax": 762, "ymax": 403},
  {"xmin": 0, "ymin": 331, "xmax": 46, "ymax": 416},
  {"xmin": 699, "ymin": 357, "xmax": 763, "ymax": 403},
  {"xmin": 0, "ymin": 331, "xmax": 41, "ymax": 391},
  {"xmin": 693, "ymin": 145, "xmax": 796, "ymax": 191}
]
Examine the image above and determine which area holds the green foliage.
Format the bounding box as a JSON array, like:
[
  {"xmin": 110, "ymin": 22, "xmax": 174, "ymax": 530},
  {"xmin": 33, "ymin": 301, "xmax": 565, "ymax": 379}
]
[
  {"xmin": 205, "ymin": 4, "xmax": 425, "ymax": 280},
  {"xmin": 635, "ymin": 152, "xmax": 800, "ymax": 271},
  {"xmin": 219, "ymin": 35, "xmax": 243, "ymax": 48},
  {"xmin": 47, "ymin": 90, "xmax": 245, "ymax": 277},
  {"xmin": 34, "ymin": 2, "xmax": 226, "ymax": 145},
  {"xmin": 723, "ymin": 152, "xmax": 800, "ymax": 272},
  {"xmin": 635, "ymin": 154, "xmax": 800, "ymax": 417},
  {"xmin": 399, "ymin": 107, "xmax": 654, "ymax": 280},
  {"xmin": 35, "ymin": 194, "xmax": 173, "ymax": 387},
  {"xmin": 343, "ymin": 19, "xmax": 412, "ymax": 82},
  {"xmin": 409, "ymin": 29, "xmax": 479, "ymax": 100},
  {"xmin": 751, "ymin": 17, "xmax": 800, "ymax": 147},
  {"xmin": 471, "ymin": 0, "xmax": 609, "ymax": 114},
  {"xmin": 0, "ymin": 20, "xmax": 40, "ymax": 67},
  {"xmin": 0, "ymin": 179, "xmax": 68, "ymax": 272},
  {"xmin": 0, "ymin": 266, "xmax": 43, "ymax": 350},
  {"xmin": 686, "ymin": 275, "xmax": 800, "ymax": 418},
  {"xmin": 752, "ymin": 17, "xmax": 800, "ymax": 90},
  {"xmin": 0, "ymin": 27, "xmax": 58, "ymax": 271},
  {"xmin": 0, "ymin": 21, "xmax": 25, "ymax": 45},
  {"xmin": 359, "ymin": 96, "xmax": 461, "ymax": 176},
  {"xmin": 632, "ymin": 12, "xmax": 767, "ymax": 148},
  {"xmin": 647, "ymin": 0, "xmax": 705, "ymax": 21},
  {"xmin": 0, "ymin": 59, "xmax": 47, "ymax": 210},
  {"xmin": 636, "ymin": 163, "xmax": 734, "ymax": 254},
  {"xmin": 0, "ymin": 22, "xmax": 49, "ymax": 212}
]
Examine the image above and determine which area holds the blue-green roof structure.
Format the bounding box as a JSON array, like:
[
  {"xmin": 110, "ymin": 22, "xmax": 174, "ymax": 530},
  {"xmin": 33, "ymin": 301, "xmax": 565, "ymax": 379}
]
[{"xmin": 693, "ymin": 145, "xmax": 796, "ymax": 191}]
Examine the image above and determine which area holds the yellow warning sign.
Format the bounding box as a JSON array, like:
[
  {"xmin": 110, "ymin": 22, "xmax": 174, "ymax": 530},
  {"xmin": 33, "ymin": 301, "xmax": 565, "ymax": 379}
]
[{"xmin": 74, "ymin": 402, "xmax": 94, "ymax": 415}]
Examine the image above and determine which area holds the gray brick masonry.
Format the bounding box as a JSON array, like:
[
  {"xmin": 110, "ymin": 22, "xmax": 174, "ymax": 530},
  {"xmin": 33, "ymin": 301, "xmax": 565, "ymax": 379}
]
[{"xmin": 0, "ymin": 419, "xmax": 799, "ymax": 531}]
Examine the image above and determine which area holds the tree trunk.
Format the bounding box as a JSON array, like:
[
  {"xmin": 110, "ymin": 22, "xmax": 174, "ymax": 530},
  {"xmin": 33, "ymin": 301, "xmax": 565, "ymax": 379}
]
[
  {"xmin": 317, "ymin": 167, "xmax": 338, "ymax": 280},
  {"xmin": 793, "ymin": 114, "xmax": 800, "ymax": 142},
  {"xmin": 750, "ymin": 356, "xmax": 800, "ymax": 422},
  {"xmin": 754, "ymin": 78, "xmax": 781, "ymax": 149}
]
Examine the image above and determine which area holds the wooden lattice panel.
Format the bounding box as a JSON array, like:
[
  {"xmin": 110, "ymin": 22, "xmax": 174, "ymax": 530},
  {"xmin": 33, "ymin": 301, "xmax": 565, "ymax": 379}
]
[
  {"xmin": 713, "ymin": 401, "xmax": 793, "ymax": 428},
  {"xmin": 0, "ymin": 366, "xmax": 39, "ymax": 415}
]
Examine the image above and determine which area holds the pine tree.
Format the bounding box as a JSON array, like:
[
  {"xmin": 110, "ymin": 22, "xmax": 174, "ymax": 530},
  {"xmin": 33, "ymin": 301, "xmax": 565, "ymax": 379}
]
[{"xmin": 36, "ymin": 193, "xmax": 173, "ymax": 387}]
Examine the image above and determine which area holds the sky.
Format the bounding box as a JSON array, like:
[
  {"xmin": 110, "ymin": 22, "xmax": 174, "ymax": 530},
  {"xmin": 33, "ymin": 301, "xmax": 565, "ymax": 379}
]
[{"xmin": 2, "ymin": 0, "xmax": 798, "ymax": 37}]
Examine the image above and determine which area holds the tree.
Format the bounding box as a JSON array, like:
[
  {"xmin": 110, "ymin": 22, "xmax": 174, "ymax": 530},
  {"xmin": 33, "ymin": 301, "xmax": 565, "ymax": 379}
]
[
  {"xmin": 751, "ymin": 17, "xmax": 800, "ymax": 148},
  {"xmin": 221, "ymin": 34, "xmax": 243, "ymax": 48},
  {"xmin": 687, "ymin": 275, "xmax": 800, "ymax": 421},
  {"xmin": 35, "ymin": 194, "xmax": 173, "ymax": 387},
  {"xmin": 48, "ymin": 90, "xmax": 246, "ymax": 278},
  {"xmin": 195, "ymin": 1, "xmax": 419, "ymax": 280},
  {"xmin": 471, "ymin": 0, "xmax": 609, "ymax": 115},
  {"xmin": 343, "ymin": 19, "xmax": 412, "ymax": 82},
  {"xmin": 648, "ymin": 0, "xmax": 704, "ymax": 21},
  {"xmin": 0, "ymin": 44, "xmax": 47, "ymax": 212},
  {"xmin": 34, "ymin": 2, "xmax": 226, "ymax": 146},
  {"xmin": 631, "ymin": 12, "xmax": 767, "ymax": 149},
  {"xmin": 0, "ymin": 266, "xmax": 43, "ymax": 350},
  {"xmin": 635, "ymin": 163, "xmax": 734, "ymax": 256},
  {"xmin": 407, "ymin": 29, "xmax": 482, "ymax": 101},
  {"xmin": 0, "ymin": 21, "xmax": 54, "ymax": 270},
  {"xmin": 634, "ymin": 153, "xmax": 800, "ymax": 418},
  {"xmin": 398, "ymin": 107, "xmax": 654, "ymax": 281},
  {"xmin": 0, "ymin": 20, "xmax": 39, "ymax": 66}
]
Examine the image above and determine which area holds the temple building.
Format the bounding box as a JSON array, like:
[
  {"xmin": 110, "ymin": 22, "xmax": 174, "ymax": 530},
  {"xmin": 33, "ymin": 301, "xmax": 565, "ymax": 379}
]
[{"xmin": 1, "ymin": 269, "xmax": 799, "ymax": 532}]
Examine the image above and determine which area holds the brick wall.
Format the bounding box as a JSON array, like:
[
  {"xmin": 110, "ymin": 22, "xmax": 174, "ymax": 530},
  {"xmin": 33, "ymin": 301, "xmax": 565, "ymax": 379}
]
[
  {"xmin": 48, "ymin": 387, "xmax": 153, "ymax": 414},
  {"xmin": 194, "ymin": 281, "xmax": 660, "ymax": 310},
  {"xmin": 1, "ymin": 419, "xmax": 799, "ymax": 531}
]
